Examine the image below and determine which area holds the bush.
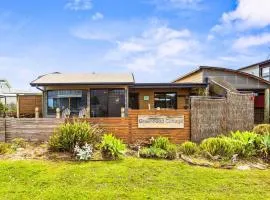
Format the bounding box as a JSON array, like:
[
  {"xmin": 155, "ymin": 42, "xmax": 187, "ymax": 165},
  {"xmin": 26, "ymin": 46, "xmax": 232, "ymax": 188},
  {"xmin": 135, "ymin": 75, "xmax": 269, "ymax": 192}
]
[
  {"xmin": 259, "ymin": 134, "xmax": 270, "ymax": 159},
  {"xmin": 48, "ymin": 121, "xmax": 103, "ymax": 152},
  {"xmin": 100, "ymin": 134, "xmax": 126, "ymax": 160},
  {"xmin": 230, "ymin": 131, "xmax": 260, "ymax": 157},
  {"xmin": 11, "ymin": 138, "xmax": 27, "ymax": 150},
  {"xmin": 139, "ymin": 137, "xmax": 177, "ymax": 160},
  {"xmin": 152, "ymin": 137, "xmax": 170, "ymax": 150},
  {"xmin": 200, "ymin": 137, "xmax": 235, "ymax": 158},
  {"xmin": 0, "ymin": 143, "xmax": 11, "ymax": 155},
  {"xmin": 139, "ymin": 147, "xmax": 168, "ymax": 159},
  {"xmin": 253, "ymin": 124, "xmax": 270, "ymax": 135},
  {"xmin": 166, "ymin": 144, "xmax": 177, "ymax": 160},
  {"xmin": 179, "ymin": 141, "xmax": 198, "ymax": 155}
]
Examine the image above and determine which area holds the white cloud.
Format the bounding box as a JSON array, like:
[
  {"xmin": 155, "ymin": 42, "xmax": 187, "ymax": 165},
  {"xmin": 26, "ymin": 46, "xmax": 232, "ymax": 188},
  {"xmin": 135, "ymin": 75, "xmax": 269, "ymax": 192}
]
[
  {"xmin": 212, "ymin": 0, "xmax": 270, "ymax": 33},
  {"xmin": 92, "ymin": 12, "xmax": 104, "ymax": 21},
  {"xmin": 65, "ymin": 0, "xmax": 92, "ymax": 11},
  {"xmin": 233, "ymin": 33, "xmax": 270, "ymax": 50},
  {"xmin": 70, "ymin": 20, "xmax": 147, "ymax": 41},
  {"xmin": 105, "ymin": 25, "xmax": 199, "ymax": 72},
  {"xmin": 150, "ymin": 0, "xmax": 203, "ymax": 10}
]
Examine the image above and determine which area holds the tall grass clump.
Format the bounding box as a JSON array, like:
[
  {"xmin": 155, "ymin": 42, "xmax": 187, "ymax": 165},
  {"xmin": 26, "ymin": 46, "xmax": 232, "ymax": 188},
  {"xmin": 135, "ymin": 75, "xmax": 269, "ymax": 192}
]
[
  {"xmin": 139, "ymin": 137, "xmax": 177, "ymax": 160},
  {"xmin": 200, "ymin": 137, "xmax": 236, "ymax": 158},
  {"xmin": 253, "ymin": 124, "xmax": 270, "ymax": 135},
  {"xmin": 49, "ymin": 121, "xmax": 103, "ymax": 152},
  {"xmin": 179, "ymin": 141, "xmax": 198, "ymax": 155}
]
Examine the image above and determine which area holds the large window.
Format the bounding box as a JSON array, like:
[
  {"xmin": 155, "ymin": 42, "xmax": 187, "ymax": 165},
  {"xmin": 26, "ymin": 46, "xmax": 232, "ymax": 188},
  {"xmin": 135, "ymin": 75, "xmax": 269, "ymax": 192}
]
[
  {"xmin": 47, "ymin": 90, "xmax": 87, "ymax": 115},
  {"xmin": 90, "ymin": 89, "xmax": 125, "ymax": 117},
  {"xmin": 154, "ymin": 92, "xmax": 177, "ymax": 109},
  {"xmin": 262, "ymin": 67, "xmax": 270, "ymax": 81}
]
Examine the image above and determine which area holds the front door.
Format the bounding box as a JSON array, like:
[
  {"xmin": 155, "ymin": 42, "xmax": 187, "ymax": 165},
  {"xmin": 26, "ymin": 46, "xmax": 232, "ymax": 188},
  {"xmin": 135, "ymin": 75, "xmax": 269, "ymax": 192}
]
[{"xmin": 129, "ymin": 93, "xmax": 139, "ymax": 109}]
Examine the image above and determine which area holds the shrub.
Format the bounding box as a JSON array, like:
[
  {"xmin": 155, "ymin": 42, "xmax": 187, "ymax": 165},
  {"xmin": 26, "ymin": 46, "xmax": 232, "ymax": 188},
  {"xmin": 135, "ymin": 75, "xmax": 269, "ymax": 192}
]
[
  {"xmin": 166, "ymin": 144, "xmax": 177, "ymax": 160},
  {"xmin": 48, "ymin": 121, "xmax": 103, "ymax": 152},
  {"xmin": 253, "ymin": 124, "xmax": 270, "ymax": 135},
  {"xmin": 0, "ymin": 143, "xmax": 11, "ymax": 155},
  {"xmin": 200, "ymin": 137, "xmax": 235, "ymax": 158},
  {"xmin": 100, "ymin": 134, "xmax": 126, "ymax": 160},
  {"xmin": 139, "ymin": 137, "xmax": 177, "ymax": 159},
  {"xmin": 11, "ymin": 138, "xmax": 27, "ymax": 150},
  {"xmin": 152, "ymin": 137, "xmax": 170, "ymax": 150},
  {"xmin": 74, "ymin": 143, "xmax": 93, "ymax": 161},
  {"xmin": 179, "ymin": 141, "xmax": 198, "ymax": 155},
  {"xmin": 259, "ymin": 134, "xmax": 270, "ymax": 159},
  {"xmin": 139, "ymin": 147, "xmax": 167, "ymax": 159},
  {"xmin": 230, "ymin": 131, "xmax": 260, "ymax": 157}
]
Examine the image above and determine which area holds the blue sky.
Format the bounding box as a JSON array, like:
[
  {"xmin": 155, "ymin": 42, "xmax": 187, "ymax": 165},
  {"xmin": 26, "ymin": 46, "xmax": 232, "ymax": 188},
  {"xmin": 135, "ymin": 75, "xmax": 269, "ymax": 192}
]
[{"xmin": 1, "ymin": 0, "xmax": 270, "ymax": 89}]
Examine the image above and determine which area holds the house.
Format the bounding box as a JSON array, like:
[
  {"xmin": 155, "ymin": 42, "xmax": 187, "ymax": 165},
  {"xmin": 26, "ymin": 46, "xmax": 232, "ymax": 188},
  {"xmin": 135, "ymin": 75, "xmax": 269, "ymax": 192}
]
[
  {"xmin": 238, "ymin": 59, "xmax": 270, "ymax": 81},
  {"xmin": 0, "ymin": 79, "xmax": 42, "ymax": 117},
  {"xmin": 30, "ymin": 72, "xmax": 206, "ymax": 118},
  {"xmin": 173, "ymin": 66, "xmax": 270, "ymax": 124}
]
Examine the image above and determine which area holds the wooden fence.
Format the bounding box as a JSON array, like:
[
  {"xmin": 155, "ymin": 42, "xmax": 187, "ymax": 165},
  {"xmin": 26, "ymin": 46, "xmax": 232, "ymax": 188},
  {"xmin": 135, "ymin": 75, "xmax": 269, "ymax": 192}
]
[
  {"xmin": 191, "ymin": 92, "xmax": 254, "ymax": 142},
  {"xmin": 0, "ymin": 109, "xmax": 190, "ymax": 143},
  {"xmin": 18, "ymin": 95, "xmax": 43, "ymax": 118},
  {"xmin": 3, "ymin": 118, "xmax": 64, "ymax": 142}
]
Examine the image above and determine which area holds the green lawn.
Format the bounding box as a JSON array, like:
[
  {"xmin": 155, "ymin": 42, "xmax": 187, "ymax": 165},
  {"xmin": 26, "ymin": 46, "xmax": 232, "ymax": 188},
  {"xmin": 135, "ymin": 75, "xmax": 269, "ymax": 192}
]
[{"xmin": 0, "ymin": 158, "xmax": 269, "ymax": 200}]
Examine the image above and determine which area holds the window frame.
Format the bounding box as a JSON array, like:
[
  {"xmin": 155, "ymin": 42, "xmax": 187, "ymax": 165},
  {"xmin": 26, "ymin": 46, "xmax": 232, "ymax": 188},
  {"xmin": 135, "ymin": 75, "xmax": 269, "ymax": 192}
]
[{"xmin": 154, "ymin": 92, "xmax": 177, "ymax": 109}]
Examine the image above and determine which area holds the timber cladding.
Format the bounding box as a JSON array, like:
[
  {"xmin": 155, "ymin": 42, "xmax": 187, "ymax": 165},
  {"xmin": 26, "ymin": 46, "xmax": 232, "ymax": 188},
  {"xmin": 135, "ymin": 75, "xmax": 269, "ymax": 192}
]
[
  {"xmin": 1, "ymin": 109, "xmax": 190, "ymax": 143},
  {"xmin": 69, "ymin": 109, "xmax": 190, "ymax": 144},
  {"xmin": 4, "ymin": 118, "xmax": 64, "ymax": 142},
  {"xmin": 18, "ymin": 95, "xmax": 43, "ymax": 117},
  {"xmin": 128, "ymin": 109, "xmax": 190, "ymax": 144}
]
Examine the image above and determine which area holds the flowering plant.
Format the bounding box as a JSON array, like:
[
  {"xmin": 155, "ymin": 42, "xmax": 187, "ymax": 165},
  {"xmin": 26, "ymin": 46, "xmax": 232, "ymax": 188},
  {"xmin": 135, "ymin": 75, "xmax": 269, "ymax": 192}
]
[{"xmin": 74, "ymin": 143, "xmax": 93, "ymax": 161}]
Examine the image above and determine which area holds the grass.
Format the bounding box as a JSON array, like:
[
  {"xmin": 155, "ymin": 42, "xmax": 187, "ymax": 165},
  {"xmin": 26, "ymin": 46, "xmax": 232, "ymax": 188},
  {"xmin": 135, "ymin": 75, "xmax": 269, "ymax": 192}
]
[{"xmin": 0, "ymin": 158, "xmax": 269, "ymax": 200}]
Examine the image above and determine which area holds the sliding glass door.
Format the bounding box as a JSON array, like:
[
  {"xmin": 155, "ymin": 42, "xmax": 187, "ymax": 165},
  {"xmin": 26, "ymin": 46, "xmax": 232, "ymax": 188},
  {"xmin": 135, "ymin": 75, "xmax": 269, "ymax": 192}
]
[
  {"xmin": 47, "ymin": 90, "xmax": 87, "ymax": 116},
  {"xmin": 90, "ymin": 89, "xmax": 125, "ymax": 117}
]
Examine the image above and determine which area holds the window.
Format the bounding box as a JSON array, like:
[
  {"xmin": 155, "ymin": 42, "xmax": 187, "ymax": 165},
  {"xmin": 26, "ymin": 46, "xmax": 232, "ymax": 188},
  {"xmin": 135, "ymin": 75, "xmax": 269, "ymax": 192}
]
[
  {"xmin": 90, "ymin": 89, "xmax": 125, "ymax": 117},
  {"xmin": 47, "ymin": 90, "xmax": 87, "ymax": 115},
  {"xmin": 154, "ymin": 92, "xmax": 177, "ymax": 109},
  {"xmin": 262, "ymin": 67, "xmax": 270, "ymax": 81}
]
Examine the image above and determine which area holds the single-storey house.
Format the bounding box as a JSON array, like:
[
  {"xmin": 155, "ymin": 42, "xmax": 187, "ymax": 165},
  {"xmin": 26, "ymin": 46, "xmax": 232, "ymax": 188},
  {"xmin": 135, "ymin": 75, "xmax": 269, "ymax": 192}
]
[
  {"xmin": 173, "ymin": 66, "xmax": 270, "ymax": 123},
  {"xmin": 30, "ymin": 72, "xmax": 206, "ymax": 118}
]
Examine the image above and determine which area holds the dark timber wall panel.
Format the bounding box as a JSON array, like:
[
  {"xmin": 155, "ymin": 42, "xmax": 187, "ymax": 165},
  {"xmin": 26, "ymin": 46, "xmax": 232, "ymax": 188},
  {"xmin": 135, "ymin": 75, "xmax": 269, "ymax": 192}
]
[{"xmin": 5, "ymin": 118, "xmax": 64, "ymax": 142}]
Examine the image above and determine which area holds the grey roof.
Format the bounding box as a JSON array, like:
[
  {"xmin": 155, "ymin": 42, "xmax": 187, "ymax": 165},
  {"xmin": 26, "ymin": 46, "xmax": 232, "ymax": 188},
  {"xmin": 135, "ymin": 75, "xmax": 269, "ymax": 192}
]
[
  {"xmin": 31, "ymin": 72, "xmax": 135, "ymax": 86},
  {"xmin": 238, "ymin": 59, "xmax": 270, "ymax": 70}
]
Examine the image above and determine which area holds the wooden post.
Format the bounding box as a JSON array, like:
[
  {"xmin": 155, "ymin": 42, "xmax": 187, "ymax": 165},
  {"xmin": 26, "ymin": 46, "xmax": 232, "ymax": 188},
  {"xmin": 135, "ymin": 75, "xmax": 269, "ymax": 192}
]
[
  {"xmin": 121, "ymin": 107, "xmax": 125, "ymax": 118},
  {"xmin": 35, "ymin": 107, "xmax": 39, "ymax": 118},
  {"xmin": 16, "ymin": 95, "xmax": 20, "ymax": 118},
  {"xmin": 264, "ymin": 88, "xmax": 270, "ymax": 123},
  {"xmin": 56, "ymin": 108, "xmax": 61, "ymax": 119}
]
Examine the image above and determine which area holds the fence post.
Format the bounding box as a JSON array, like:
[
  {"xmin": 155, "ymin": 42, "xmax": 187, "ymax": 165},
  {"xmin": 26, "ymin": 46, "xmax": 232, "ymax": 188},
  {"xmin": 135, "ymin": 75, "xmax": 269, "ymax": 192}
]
[
  {"xmin": 121, "ymin": 107, "xmax": 125, "ymax": 118},
  {"xmin": 56, "ymin": 108, "xmax": 61, "ymax": 119},
  {"xmin": 35, "ymin": 107, "xmax": 39, "ymax": 118}
]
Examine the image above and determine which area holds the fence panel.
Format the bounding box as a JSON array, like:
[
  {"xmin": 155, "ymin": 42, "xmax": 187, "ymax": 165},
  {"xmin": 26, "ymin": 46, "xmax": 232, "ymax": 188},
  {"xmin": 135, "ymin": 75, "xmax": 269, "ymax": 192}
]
[
  {"xmin": 5, "ymin": 118, "xmax": 64, "ymax": 142},
  {"xmin": 191, "ymin": 92, "xmax": 254, "ymax": 142},
  {"xmin": 191, "ymin": 97, "xmax": 227, "ymax": 142},
  {"xmin": 128, "ymin": 109, "xmax": 190, "ymax": 144}
]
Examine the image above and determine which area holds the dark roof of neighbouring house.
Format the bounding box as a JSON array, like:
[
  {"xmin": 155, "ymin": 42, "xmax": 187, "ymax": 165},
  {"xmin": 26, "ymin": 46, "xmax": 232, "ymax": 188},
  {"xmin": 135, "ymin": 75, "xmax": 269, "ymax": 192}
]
[
  {"xmin": 130, "ymin": 83, "xmax": 207, "ymax": 89},
  {"xmin": 238, "ymin": 59, "xmax": 270, "ymax": 71},
  {"xmin": 30, "ymin": 72, "xmax": 135, "ymax": 86},
  {"xmin": 172, "ymin": 66, "xmax": 270, "ymax": 85}
]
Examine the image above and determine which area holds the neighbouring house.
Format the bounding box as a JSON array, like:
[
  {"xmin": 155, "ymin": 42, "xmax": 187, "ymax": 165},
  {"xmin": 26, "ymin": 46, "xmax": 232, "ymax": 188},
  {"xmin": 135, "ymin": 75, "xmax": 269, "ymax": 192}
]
[
  {"xmin": 30, "ymin": 72, "xmax": 207, "ymax": 118},
  {"xmin": 0, "ymin": 79, "xmax": 41, "ymax": 117},
  {"xmin": 173, "ymin": 66, "xmax": 270, "ymax": 124},
  {"xmin": 238, "ymin": 59, "xmax": 270, "ymax": 81}
]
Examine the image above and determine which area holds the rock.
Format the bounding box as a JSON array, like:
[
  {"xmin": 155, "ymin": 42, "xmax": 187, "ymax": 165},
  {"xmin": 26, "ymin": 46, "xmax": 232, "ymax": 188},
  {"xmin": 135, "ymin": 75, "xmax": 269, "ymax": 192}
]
[
  {"xmin": 237, "ymin": 165, "xmax": 251, "ymax": 170},
  {"xmin": 250, "ymin": 163, "xmax": 268, "ymax": 170}
]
